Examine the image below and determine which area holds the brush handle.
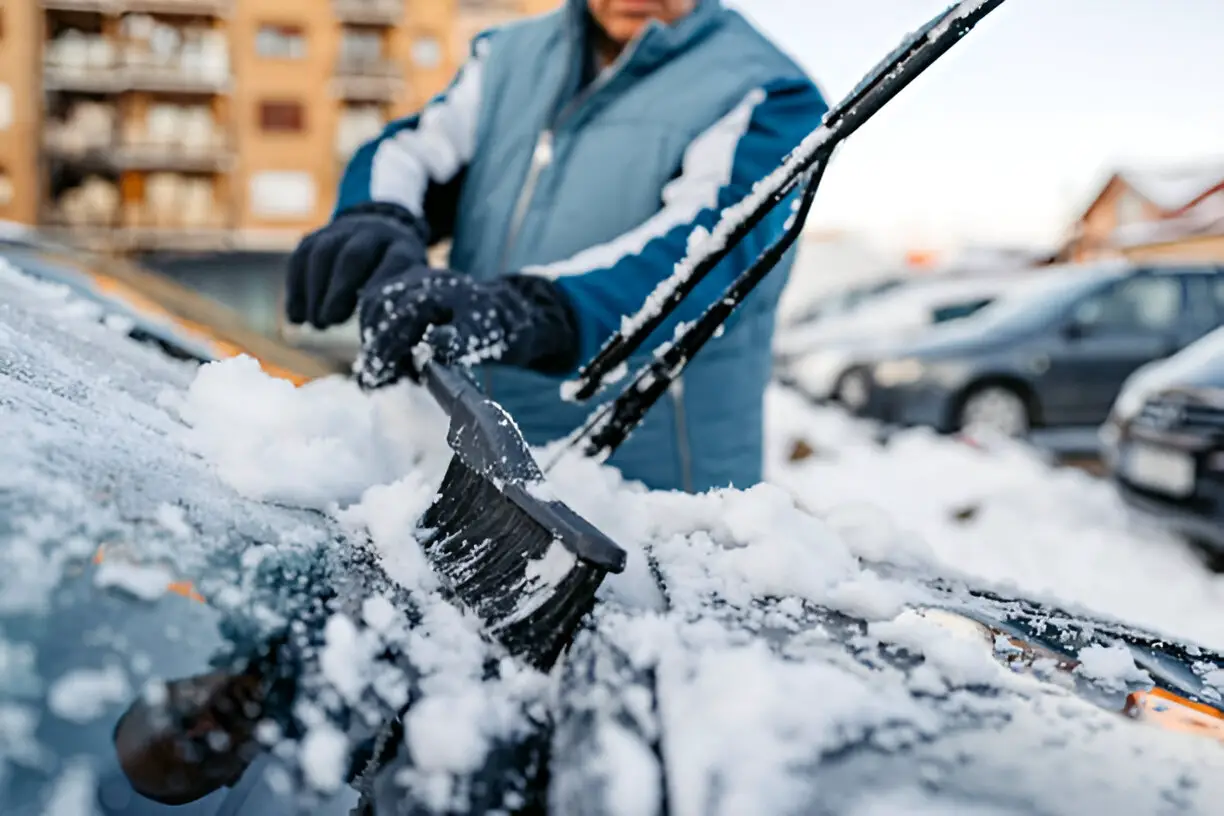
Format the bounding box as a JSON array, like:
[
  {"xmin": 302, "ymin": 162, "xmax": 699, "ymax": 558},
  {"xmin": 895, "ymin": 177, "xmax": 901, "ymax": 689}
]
[{"xmin": 420, "ymin": 357, "xmax": 546, "ymax": 486}]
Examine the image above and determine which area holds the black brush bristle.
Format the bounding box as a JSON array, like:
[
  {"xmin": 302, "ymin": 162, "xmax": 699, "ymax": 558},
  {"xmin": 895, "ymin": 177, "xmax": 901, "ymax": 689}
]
[
  {"xmin": 420, "ymin": 458, "xmax": 611, "ymax": 671},
  {"xmin": 412, "ymin": 356, "xmax": 626, "ymax": 671}
]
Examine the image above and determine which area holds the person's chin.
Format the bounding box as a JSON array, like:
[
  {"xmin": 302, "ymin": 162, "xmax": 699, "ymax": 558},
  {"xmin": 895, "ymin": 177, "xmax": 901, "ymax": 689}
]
[{"xmin": 605, "ymin": 18, "xmax": 650, "ymax": 42}]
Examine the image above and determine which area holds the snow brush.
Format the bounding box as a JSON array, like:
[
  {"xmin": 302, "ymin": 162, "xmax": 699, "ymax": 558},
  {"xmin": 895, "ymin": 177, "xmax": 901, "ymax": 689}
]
[
  {"xmin": 408, "ymin": 327, "xmax": 626, "ymax": 671},
  {"xmin": 555, "ymin": 0, "xmax": 1009, "ymax": 460},
  {"xmin": 376, "ymin": 0, "xmax": 1005, "ymax": 673}
]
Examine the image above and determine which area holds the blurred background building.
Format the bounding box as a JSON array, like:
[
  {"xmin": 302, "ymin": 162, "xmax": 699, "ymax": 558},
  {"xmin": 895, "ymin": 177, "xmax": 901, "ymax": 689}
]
[
  {"xmin": 0, "ymin": 1, "xmax": 557, "ymax": 250},
  {"xmin": 0, "ymin": 0, "xmax": 557, "ymax": 347},
  {"xmin": 1058, "ymin": 162, "xmax": 1224, "ymax": 264}
]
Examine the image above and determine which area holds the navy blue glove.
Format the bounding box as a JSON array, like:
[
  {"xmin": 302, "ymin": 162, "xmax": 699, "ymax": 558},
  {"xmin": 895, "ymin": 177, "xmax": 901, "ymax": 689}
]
[
  {"xmin": 355, "ymin": 269, "xmax": 580, "ymax": 389},
  {"xmin": 284, "ymin": 202, "xmax": 430, "ymax": 330}
]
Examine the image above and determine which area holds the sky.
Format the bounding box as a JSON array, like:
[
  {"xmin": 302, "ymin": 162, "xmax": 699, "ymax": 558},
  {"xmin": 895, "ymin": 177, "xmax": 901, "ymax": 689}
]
[{"xmin": 726, "ymin": 0, "xmax": 1224, "ymax": 255}]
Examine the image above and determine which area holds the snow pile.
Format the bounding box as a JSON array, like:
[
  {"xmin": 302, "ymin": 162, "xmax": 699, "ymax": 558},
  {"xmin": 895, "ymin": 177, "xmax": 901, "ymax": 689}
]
[
  {"xmin": 8, "ymin": 243, "xmax": 1224, "ymax": 813},
  {"xmin": 1074, "ymin": 644, "xmax": 1152, "ymax": 691},
  {"xmin": 46, "ymin": 665, "xmax": 131, "ymax": 724},
  {"xmin": 167, "ymin": 353, "xmax": 450, "ymax": 509},
  {"xmin": 765, "ymin": 384, "xmax": 1224, "ymax": 651},
  {"xmin": 166, "ymin": 356, "xmax": 953, "ymax": 808},
  {"xmin": 154, "ymin": 348, "xmax": 1224, "ymax": 809}
]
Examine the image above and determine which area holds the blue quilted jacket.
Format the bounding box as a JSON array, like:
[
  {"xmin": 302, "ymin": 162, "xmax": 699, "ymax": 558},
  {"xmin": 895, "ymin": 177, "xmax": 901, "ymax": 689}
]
[{"xmin": 334, "ymin": 0, "xmax": 827, "ymax": 493}]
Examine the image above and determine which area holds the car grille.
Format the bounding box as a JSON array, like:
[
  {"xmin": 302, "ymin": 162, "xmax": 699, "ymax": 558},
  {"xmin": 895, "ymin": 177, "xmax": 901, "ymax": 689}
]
[{"xmin": 1135, "ymin": 397, "xmax": 1224, "ymax": 433}]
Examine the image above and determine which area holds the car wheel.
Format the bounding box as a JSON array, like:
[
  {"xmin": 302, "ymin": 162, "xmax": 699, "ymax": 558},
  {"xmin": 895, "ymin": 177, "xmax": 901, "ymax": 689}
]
[
  {"xmin": 957, "ymin": 385, "xmax": 1031, "ymax": 438},
  {"xmin": 836, "ymin": 368, "xmax": 871, "ymax": 411}
]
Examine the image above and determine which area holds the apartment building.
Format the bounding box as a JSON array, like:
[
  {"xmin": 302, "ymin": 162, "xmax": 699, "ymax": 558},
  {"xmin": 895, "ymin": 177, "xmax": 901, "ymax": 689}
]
[{"xmin": 0, "ymin": 0, "xmax": 558, "ymax": 254}]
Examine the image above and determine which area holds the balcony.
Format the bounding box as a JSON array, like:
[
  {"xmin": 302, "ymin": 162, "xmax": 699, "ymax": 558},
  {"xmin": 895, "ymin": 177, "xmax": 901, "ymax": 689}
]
[
  {"xmin": 43, "ymin": 32, "xmax": 231, "ymax": 94},
  {"xmin": 39, "ymin": 1, "xmax": 116, "ymax": 12},
  {"xmin": 46, "ymin": 139, "xmax": 236, "ymax": 174},
  {"xmin": 331, "ymin": 58, "xmax": 404, "ymax": 102},
  {"xmin": 121, "ymin": 0, "xmax": 233, "ymax": 15},
  {"xmin": 44, "ymin": 100, "xmax": 233, "ymax": 173},
  {"xmin": 41, "ymin": 0, "xmax": 232, "ymax": 12},
  {"xmin": 332, "ymin": 0, "xmax": 404, "ymax": 26},
  {"xmin": 43, "ymin": 58, "xmax": 231, "ymax": 94},
  {"xmin": 41, "ymin": 177, "xmax": 236, "ymax": 254},
  {"xmin": 119, "ymin": 143, "xmax": 233, "ymax": 173}
]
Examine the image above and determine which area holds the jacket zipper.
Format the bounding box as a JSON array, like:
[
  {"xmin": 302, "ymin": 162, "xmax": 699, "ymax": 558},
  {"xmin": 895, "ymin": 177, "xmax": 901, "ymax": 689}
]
[
  {"xmin": 670, "ymin": 377, "xmax": 695, "ymax": 493},
  {"xmin": 489, "ymin": 29, "xmax": 648, "ymax": 401},
  {"xmin": 499, "ymin": 130, "xmax": 555, "ymax": 276},
  {"xmin": 497, "ymin": 32, "xmax": 648, "ymax": 277}
]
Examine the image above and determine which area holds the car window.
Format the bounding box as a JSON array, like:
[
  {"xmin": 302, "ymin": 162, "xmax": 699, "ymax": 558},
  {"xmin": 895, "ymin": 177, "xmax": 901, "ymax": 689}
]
[
  {"xmin": 1182, "ymin": 274, "xmax": 1223, "ymax": 327},
  {"xmin": 930, "ymin": 298, "xmax": 993, "ymax": 323},
  {"xmin": 1212, "ymin": 276, "xmax": 1224, "ymax": 321},
  {"xmin": 1072, "ymin": 274, "xmax": 1182, "ymax": 333}
]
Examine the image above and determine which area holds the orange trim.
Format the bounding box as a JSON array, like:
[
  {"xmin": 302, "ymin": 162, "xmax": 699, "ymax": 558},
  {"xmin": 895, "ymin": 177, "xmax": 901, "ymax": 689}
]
[
  {"xmin": 166, "ymin": 580, "xmax": 207, "ymax": 603},
  {"xmin": 87, "ymin": 274, "xmax": 313, "ymax": 387},
  {"xmin": 92, "ymin": 545, "xmax": 207, "ymax": 605},
  {"xmin": 1125, "ymin": 687, "xmax": 1224, "ymax": 743},
  {"xmin": 1145, "ymin": 687, "xmax": 1224, "ymax": 720}
]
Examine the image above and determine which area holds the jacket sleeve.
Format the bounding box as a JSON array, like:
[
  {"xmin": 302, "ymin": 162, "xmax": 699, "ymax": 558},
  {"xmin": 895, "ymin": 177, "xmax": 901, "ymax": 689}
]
[
  {"xmin": 332, "ymin": 32, "xmax": 492, "ymax": 240},
  {"xmin": 521, "ymin": 77, "xmax": 829, "ymax": 369}
]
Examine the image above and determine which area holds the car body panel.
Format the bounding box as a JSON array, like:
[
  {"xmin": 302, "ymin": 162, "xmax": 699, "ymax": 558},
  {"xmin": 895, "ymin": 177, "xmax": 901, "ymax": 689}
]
[
  {"xmin": 855, "ymin": 262, "xmax": 1224, "ymax": 435},
  {"xmin": 774, "ymin": 274, "xmax": 1038, "ymax": 401},
  {"xmin": 1105, "ymin": 373, "xmax": 1224, "ymax": 552}
]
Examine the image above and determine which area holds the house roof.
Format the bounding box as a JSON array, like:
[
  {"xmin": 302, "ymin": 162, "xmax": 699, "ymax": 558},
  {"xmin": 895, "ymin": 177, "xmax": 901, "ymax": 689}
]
[
  {"xmin": 1118, "ymin": 161, "xmax": 1224, "ymax": 213},
  {"xmin": 1111, "ymin": 191, "xmax": 1224, "ymax": 249}
]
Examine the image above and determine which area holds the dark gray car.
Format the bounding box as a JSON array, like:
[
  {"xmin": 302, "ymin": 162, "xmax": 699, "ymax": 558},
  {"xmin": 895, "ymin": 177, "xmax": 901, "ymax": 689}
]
[{"xmin": 844, "ymin": 261, "xmax": 1224, "ymax": 437}]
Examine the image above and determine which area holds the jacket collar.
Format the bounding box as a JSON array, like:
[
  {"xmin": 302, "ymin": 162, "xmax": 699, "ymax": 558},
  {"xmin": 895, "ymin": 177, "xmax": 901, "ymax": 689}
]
[{"xmin": 561, "ymin": 0, "xmax": 725, "ymax": 76}]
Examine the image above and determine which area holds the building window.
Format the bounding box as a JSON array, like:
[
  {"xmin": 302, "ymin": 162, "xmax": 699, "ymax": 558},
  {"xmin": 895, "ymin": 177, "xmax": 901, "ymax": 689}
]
[
  {"xmin": 411, "ymin": 36, "xmax": 442, "ymax": 69},
  {"xmin": 258, "ymin": 100, "xmax": 305, "ymax": 133},
  {"xmin": 256, "ymin": 24, "xmax": 306, "ymax": 59},
  {"xmin": 249, "ymin": 171, "xmax": 315, "ymax": 219}
]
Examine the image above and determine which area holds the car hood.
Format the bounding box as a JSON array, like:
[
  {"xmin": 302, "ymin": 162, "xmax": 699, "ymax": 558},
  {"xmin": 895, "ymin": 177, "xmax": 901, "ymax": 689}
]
[{"xmin": 6, "ymin": 259, "xmax": 1224, "ymax": 815}]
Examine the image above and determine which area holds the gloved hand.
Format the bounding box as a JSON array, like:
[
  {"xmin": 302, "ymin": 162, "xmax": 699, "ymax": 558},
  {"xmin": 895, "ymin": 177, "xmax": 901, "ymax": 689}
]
[
  {"xmin": 355, "ymin": 269, "xmax": 580, "ymax": 389},
  {"xmin": 284, "ymin": 202, "xmax": 430, "ymax": 330}
]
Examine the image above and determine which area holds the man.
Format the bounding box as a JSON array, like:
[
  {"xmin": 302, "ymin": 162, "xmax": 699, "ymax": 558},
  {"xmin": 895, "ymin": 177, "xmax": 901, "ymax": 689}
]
[{"xmin": 284, "ymin": 0, "xmax": 827, "ymax": 494}]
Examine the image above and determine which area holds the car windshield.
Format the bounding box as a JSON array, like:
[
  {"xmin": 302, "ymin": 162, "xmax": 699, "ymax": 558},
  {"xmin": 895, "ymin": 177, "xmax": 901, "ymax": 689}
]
[
  {"xmin": 8, "ymin": 244, "xmax": 1224, "ymax": 814},
  {"xmin": 960, "ymin": 263, "xmax": 1126, "ymax": 333}
]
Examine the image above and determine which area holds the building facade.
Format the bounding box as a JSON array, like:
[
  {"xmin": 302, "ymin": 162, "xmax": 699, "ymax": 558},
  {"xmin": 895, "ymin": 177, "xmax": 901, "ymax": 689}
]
[
  {"xmin": 1059, "ymin": 163, "xmax": 1224, "ymax": 264},
  {"xmin": 0, "ymin": 0, "xmax": 558, "ymax": 255}
]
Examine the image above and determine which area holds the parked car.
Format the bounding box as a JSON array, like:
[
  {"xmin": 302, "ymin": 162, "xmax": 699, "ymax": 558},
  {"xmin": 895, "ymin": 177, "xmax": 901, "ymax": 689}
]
[
  {"xmin": 781, "ymin": 276, "xmax": 907, "ymax": 330},
  {"xmin": 775, "ymin": 272, "xmax": 1032, "ymax": 405},
  {"xmin": 0, "ymin": 232, "xmax": 344, "ymax": 385},
  {"xmin": 8, "ymin": 256, "xmax": 1224, "ymax": 814},
  {"xmin": 1099, "ymin": 327, "xmax": 1224, "ymax": 557},
  {"xmin": 842, "ymin": 260, "xmax": 1224, "ymax": 437}
]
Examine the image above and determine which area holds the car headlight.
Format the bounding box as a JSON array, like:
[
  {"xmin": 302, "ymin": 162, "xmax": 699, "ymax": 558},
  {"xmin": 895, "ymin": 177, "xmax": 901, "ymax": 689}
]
[{"xmin": 873, "ymin": 357, "xmax": 925, "ymax": 387}]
